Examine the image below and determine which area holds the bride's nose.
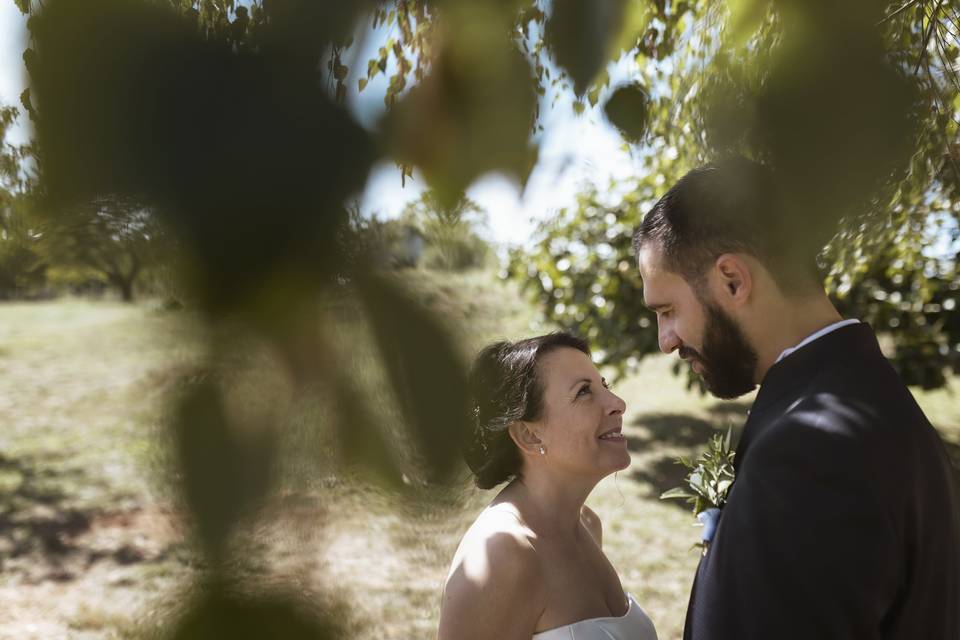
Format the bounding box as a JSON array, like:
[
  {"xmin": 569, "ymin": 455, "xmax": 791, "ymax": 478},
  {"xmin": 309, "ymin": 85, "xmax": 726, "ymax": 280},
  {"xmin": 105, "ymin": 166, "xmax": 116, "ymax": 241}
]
[{"xmin": 606, "ymin": 390, "xmax": 626, "ymax": 415}]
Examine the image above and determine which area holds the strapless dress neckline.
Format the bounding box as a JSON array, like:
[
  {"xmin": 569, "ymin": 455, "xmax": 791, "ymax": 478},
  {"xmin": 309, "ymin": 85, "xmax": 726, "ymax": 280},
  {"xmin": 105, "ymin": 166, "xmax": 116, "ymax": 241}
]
[{"xmin": 531, "ymin": 593, "xmax": 658, "ymax": 640}]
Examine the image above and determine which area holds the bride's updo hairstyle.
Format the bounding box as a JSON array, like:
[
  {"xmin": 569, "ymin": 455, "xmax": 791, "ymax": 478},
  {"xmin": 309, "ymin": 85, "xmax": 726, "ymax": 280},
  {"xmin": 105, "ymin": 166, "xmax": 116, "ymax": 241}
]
[{"xmin": 464, "ymin": 332, "xmax": 590, "ymax": 489}]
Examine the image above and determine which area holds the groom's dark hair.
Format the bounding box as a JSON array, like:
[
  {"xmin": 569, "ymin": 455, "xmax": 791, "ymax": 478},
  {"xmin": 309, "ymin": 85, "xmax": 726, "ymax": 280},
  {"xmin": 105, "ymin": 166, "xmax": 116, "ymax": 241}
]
[{"xmin": 632, "ymin": 157, "xmax": 824, "ymax": 294}]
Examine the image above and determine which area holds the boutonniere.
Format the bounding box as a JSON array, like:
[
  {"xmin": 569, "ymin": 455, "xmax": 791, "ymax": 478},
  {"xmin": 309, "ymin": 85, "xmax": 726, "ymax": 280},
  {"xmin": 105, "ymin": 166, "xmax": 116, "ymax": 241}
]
[{"xmin": 660, "ymin": 428, "xmax": 735, "ymax": 554}]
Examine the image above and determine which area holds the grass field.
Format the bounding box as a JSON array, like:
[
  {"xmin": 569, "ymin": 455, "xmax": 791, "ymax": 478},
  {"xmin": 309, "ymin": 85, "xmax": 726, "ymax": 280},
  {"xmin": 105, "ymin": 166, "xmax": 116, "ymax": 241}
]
[{"xmin": 1, "ymin": 271, "xmax": 958, "ymax": 639}]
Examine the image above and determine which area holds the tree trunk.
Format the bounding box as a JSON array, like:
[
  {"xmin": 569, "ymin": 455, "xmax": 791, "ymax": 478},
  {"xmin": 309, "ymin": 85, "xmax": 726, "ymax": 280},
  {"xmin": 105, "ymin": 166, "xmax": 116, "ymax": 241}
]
[
  {"xmin": 106, "ymin": 270, "xmax": 136, "ymax": 302},
  {"xmin": 119, "ymin": 278, "xmax": 134, "ymax": 302},
  {"xmin": 112, "ymin": 253, "xmax": 141, "ymax": 303}
]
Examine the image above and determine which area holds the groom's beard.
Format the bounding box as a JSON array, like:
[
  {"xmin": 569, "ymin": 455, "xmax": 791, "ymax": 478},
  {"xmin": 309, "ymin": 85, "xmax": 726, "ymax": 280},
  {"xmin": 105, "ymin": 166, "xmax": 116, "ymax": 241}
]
[{"xmin": 680, "ymin": 302, "xmax": 758, "ymax": 399}]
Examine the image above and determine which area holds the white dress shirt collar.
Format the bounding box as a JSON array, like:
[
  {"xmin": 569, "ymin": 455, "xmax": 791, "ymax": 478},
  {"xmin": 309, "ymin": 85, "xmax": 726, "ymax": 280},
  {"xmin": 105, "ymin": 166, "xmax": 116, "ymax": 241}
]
[{"xmin": 775, "ymin": 319, "xmax": 861, "ymax": 364}]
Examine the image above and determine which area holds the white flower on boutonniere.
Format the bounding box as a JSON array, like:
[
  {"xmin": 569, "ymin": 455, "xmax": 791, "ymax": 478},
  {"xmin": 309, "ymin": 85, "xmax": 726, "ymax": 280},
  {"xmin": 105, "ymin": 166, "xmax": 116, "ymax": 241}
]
[{"xmin": 660, "ymin": 428, "xmax": 735, "ymax": 554}]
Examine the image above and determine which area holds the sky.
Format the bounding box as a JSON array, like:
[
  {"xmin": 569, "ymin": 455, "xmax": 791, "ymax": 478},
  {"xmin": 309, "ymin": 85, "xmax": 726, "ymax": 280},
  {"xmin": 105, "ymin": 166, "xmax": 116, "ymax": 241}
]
[
  {"xmin": 0, "ymin": 5, "xmax": 642, "ymax": 249},
  {"xmin": 0, "ymin": 2, "xmax": 29, "ymax": 145}
]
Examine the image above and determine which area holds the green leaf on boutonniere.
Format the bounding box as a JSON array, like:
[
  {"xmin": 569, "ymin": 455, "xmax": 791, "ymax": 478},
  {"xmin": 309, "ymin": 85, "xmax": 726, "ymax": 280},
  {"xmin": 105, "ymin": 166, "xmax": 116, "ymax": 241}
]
[
  {"xmin": 660, "ymin": 427, "xmax": 736, "ymax": 515},
  {"xmin": 660, "ymin": 487, "xmax": 696, "ymax": 500}
]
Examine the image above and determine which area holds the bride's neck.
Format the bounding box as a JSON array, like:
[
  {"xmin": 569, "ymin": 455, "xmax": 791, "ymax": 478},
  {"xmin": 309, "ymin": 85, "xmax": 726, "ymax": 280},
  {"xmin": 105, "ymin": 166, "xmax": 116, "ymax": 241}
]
[{"xmin": 507, "ymin": 473, "xmax": 596, "ymax": 538}]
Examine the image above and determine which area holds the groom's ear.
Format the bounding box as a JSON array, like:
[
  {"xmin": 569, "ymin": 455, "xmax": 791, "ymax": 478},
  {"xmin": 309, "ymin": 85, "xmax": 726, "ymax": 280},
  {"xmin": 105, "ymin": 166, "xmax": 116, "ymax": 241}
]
[
  {"xmin": 713, "ymin": 253, "xmax": 753, "ymax": 306},
  {"xmin": 508, "ymin": 421, "xmax": 543, "ymax": 456}
]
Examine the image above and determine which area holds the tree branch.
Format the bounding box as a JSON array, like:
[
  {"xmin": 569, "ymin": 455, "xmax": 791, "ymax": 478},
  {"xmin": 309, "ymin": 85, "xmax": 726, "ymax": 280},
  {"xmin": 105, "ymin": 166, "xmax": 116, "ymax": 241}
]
[
  {"xmin": 933, "ymin": 19, "xmax": 960, "ymax": 96},
  {"xmin": 940, "ymin": 5, "xmax": 960, "ymax": 40},
  {"xmin": 915, "ymin": 0, "xmax": 945, "ymax": 75},
  {"xmin": 878, "ymin": 0, "xmax": 922, "ymax": 25},
  {"xmin": 922, "ymin": 42, "xmax": 960, "ymax": 189}
]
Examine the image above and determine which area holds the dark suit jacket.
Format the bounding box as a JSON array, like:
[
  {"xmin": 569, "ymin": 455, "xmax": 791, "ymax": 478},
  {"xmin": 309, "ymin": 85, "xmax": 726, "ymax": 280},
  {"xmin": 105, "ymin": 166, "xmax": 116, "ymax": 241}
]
[{"xmin": 684, "ymin": 323, "xmax": 960, "ymax": 640}]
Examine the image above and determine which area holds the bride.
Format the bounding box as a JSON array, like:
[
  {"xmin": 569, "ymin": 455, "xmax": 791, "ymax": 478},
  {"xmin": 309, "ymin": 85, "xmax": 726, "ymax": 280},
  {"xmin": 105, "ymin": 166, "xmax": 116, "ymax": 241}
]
[{"xmin": 438, "ymin": 332, "xmax": 658, "ymax": 640}]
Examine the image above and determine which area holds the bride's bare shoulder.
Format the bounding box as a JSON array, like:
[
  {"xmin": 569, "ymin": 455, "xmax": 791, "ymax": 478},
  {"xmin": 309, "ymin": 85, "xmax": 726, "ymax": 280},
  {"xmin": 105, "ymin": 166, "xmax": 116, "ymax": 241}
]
[
  {"xmin": 441, "ymin": 503, "xmax": 545, "ymax": 631},
  {"xmin": 448, "ymin": 503, "xmax": 538, "ymax": 579},
  {"xmin": 473, "ymin": 502, "xmax": 534, "ymax": 539}
]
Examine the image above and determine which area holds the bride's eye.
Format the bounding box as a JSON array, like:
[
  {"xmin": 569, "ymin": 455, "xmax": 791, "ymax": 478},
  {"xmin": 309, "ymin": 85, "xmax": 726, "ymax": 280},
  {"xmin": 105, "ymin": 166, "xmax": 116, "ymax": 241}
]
[{"xmin": 576, "ymin": 384, "xmax": 591, "ymax": 399}]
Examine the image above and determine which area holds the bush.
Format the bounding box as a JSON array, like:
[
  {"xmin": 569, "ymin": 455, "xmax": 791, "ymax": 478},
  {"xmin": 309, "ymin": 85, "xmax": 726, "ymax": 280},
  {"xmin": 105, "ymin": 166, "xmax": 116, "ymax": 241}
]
[
  {"xmin": 421, "ymin": 224, "xmax": 492, "ymax": 271},
  {"xmin": 0, "ymin": 203, "xmax": 47, "ymax": 299},
  {"xmin": 0, "ymin": 240, "xmax": 47, "ymax": 298}
]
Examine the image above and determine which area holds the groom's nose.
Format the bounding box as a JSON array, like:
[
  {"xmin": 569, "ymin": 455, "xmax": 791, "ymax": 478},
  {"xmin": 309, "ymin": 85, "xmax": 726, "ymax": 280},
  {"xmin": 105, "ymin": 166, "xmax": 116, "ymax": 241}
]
[{"xmin": 658, "ymin": 323, "xmax": 681, "ymax": 355}]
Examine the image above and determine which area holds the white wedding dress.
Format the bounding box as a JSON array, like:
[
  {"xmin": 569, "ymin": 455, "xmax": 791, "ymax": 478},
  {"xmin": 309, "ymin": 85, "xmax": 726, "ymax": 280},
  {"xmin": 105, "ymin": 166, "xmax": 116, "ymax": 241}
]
[{"xmin": 531, "ymin": 594, "xmax": 658, "ymax": 640}]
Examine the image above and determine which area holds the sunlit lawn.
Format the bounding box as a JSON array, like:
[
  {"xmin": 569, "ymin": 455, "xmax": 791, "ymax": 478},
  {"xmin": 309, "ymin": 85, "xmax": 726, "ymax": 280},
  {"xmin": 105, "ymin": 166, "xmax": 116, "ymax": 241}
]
[{"xmin": 1, "ymin": 274, "xmax": 958, "ymax": 639}]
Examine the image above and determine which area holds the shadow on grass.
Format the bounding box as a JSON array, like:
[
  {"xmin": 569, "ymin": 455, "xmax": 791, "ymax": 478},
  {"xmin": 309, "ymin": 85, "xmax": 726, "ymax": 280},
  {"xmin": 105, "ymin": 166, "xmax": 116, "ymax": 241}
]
[
  {"xmin": 630, "ymin": 455, "xmax": 694, "ymax": 512},
  {"xmin": 0, "ymin": 452, "xmax": 94, "ymax": 563},
  {"xmin": 627, "ymin": 401, "xmax": 749, "ymax": 511},
  {"xmin": 628, "ymin": 400, "xmax": 749, "ymax": 452},
  {"xmin": 706, "ymin": 401, "xmax": 752, "ymax": 424},
  {"xmin": 0, "ymin": 451, "xmax": 164, "ymax": 583}
]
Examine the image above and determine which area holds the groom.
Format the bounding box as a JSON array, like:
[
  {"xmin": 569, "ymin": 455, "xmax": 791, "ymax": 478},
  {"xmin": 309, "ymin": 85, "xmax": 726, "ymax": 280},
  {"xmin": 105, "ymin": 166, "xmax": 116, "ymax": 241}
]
[{"xmin": 633, "ymin": 159, "xmax": 960, "ymax": 639}]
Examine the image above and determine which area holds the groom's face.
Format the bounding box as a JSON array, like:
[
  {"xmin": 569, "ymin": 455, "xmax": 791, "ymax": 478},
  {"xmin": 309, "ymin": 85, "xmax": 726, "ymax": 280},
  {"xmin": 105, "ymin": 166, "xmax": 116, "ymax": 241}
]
[
  {"xmin": 694, "ymin": 300, "xmax": 758, "ymax": 398},
  {"xmin": 638, "ymin": 244, "xmax": 758, "ymax": 399}
]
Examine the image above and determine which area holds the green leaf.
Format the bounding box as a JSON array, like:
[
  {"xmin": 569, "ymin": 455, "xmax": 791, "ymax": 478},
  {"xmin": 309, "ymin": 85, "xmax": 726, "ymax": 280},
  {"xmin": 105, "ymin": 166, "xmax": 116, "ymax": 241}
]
[
  {"xmin": 168, "ymin": 588, "xmax": 340, "ymax": 640},
  {"xmin": 385, "ymin": 20, "xmax": 537, "ymax": 208},
  {"xmin": 726, "ymin": 0, "xmax": 770, "ymax": 48},
  {"xmin": 661, "ymin": 487, "xmax": 696, "ymax": 500},
  {"xmin": 546, "ymin": 0, "xmax": 627, "ymax": 96},
  {"xmin": 689, "ymin": 471, "xmax": 703, "ymax": 489},
  {"xmin": 173, "ymin": 380, "xmax": 275, "ymax": 560},
  {"xmin": 333, "ymin": 372, "xmax": 404, "ymax": 491},
  {"xmin": 611, "ymin": 1, "xmax": 653, "ymax": 56},
  {"xmin": 355, "ymin": 272, "xmax": 469, "ymax": 482},
  {"xmin": 587, "ymin": 84, "xmax": 603, "ymax": 108},
  {"xmin": 603, "ymin": 83, "xmax": 649, "ymax": 142}
]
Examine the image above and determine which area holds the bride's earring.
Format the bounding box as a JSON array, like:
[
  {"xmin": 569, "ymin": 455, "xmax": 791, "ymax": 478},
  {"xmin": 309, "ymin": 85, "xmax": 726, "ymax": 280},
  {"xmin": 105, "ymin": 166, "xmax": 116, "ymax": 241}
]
[{"xmin": 538, "ymin": 445, "xmax": 546, "ymax": 456}]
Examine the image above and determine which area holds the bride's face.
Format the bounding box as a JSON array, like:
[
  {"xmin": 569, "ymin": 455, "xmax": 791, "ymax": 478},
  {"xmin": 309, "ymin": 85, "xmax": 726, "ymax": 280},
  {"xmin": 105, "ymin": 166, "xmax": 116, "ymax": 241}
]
[{"xmin": 529, "ymin": 347, "xmax": 630, "ymax": 479}]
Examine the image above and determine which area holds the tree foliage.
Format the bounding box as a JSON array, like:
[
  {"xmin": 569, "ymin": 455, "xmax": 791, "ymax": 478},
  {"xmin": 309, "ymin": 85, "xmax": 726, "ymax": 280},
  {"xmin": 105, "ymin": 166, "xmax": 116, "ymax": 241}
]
[
  {"xmin": 400, "ymin": 190, "xmax": 491, "ymax": 271},
  {"xmin": 348, "ymin": 191, "xmax": 491, "ymax": 271},
  {"xmin": 510, "ymin": 0, "xmax": 960, "ymax": 387},
  {"xmin": 14, "ymin": 0, "xmax": 480, "ymax": 629},
  {"xmin": 8, "ymin": 0, "xmax": 960, "ymax": 633},
  {"xmin": 34, "ymin": 195, "xmax": 167, "ymax": 301},
  {"xmin": 0, "ymin": 196, "xmax": 45, "ymax": 298},
  {"xmin": 0, "ymin": 104, "xmax": 30, "ymax": 194},
  {"xmin": 0, "ymin": 104, "xmax": 43, "ymax": 297}
]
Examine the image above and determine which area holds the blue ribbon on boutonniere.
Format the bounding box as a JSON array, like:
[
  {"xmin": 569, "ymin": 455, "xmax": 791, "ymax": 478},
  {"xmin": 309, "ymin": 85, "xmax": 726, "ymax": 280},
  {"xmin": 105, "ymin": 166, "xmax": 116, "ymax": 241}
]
[{"xmin": 697, "ymin": 507, "xmax": 722, "ymax": 545}]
